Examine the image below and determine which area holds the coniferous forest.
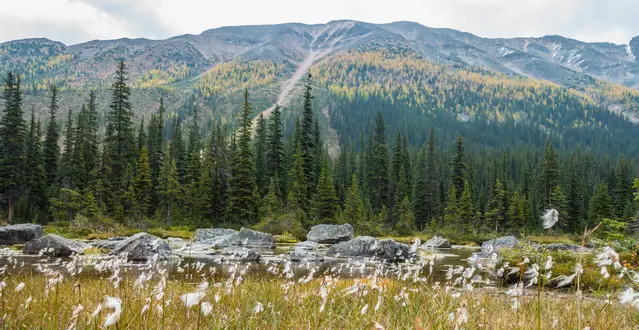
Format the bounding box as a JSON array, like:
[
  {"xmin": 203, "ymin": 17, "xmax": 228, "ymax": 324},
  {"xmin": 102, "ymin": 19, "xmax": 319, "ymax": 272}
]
[{"xmin": 1, "ymin": 60, "xmax": 638, "ymax": 240}]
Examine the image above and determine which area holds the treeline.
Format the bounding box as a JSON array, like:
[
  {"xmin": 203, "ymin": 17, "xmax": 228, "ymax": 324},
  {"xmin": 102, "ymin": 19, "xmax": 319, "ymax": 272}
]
[{"xmin": 1, "ymin": 62, "xmax": 638, "ymax": 238}]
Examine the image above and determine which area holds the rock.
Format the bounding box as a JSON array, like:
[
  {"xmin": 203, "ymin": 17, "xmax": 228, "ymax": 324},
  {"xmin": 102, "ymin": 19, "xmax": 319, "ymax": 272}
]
[
  {"xmin": 421, "ymin": 236, "xmax": 452, "ymax": 249},
  {"xmin": 481, "ymin": 236, "xmax": 519, "ymax": 254},
  {"xmin": 23, "ymin": 234, "xmax": 88, "ymax": 257},
  {"xmin": 295, "ymin": 241, "xmax": 321, "ymax": 251},
  {"xmin": 326, "ymin": 236, "xmax": 410, "ymax": 262},
  {"xmin": 238, "ymin": 228, "xmax": 275, "ymax": 248},
  {"xmin": 286, "ymin": 249, "xmax": 325, "ymax": 262},
  {"xmin": 306, "ymin": 223, "xmax": 354, "ymax": 244},
  {"xmin": 220, "ymin": 247, "xmax": 261, "ymax": 262},
  {"xmin": 167, "ymin": 237, "xmax": 187, "ymax": 250},
  {"xmin": 199, "ymin": 233, "xmax": 240, "ymax": 248},
  {"xmin": 109, "ymin": 233, "xmax": 171, "ymax": 261},
  {"xmin": 89, "ymin": 237, "xmax": 126, "ymax": 250},
  {"xmin": 0, "ymin": 223, "xmax": 43, "ymax": 245},
  {"xmin": 193, "ymin": 228, "xmax": 238, "ymax": 243},
  {"xmin": 544, "ymin": 243, "xmax": 582, "ymax": 251}
]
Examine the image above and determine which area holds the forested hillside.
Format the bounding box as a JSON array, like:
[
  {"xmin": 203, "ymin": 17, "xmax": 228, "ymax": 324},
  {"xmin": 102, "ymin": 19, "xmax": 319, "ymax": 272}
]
[{"xmin": 0, "ymin": 62, "xmax": 637, "ymax": 239}]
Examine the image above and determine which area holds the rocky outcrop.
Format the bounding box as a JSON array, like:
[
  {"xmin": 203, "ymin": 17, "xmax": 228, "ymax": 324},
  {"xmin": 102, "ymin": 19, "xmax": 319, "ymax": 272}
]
[
  {"xmin": 89, "ymin": 237, "xmax": 127, "ymax": 250},
  {"xmin": 0, "ymin": 224, "xmax": 43, "ymax": 245},
  {"xmin": 481, "ymin": 236, "xmax": 519, "ymax": 254},
  {"xmin": 326, "ymin": 236, "xmax": 412, "ymax": 262},
  {"xmin": 286, "ymin": 250, "xmax": 325, "ymax": 262},
  {"xmin": 421, "ymin": 236, "xmax": 451, "ymax": 249},
  {"xmin": 220, "ymin": 247, "xmax": 261, "ymax": 262},
  {"xmin": 306, "ymin": 224, "xmax": 354, "ymax": 244},
  {"xmin": 23, "ymin": 234, "xmax": 88, "ymax": 257},
  {"xmin": 238, "ymin": 228, "xmax": 275, "ymax": 249},
  {"xmin": 109, "ymin": 232, "xmax": 171, "ymax": 261}
]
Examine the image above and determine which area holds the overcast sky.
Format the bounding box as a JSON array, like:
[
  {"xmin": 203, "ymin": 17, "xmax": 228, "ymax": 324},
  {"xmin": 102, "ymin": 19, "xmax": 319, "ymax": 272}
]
[{"xmin": 1, "ymin": 0, "xmax": 638, "ymax": 45}]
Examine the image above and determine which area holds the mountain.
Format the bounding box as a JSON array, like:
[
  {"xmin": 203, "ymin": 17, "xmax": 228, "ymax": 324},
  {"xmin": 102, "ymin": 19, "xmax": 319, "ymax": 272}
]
[{"xmin": 1, "ymin": 20, "xmax": 639, "ymax": 156}]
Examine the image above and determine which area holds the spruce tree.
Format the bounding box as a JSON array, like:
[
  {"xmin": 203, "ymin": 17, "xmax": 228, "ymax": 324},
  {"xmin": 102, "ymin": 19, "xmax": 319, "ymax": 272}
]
[
  {"xmin": 541, "ymin": 140, "xmax": 559, "ymax": 207},
  {"xmin": 157, "ymin": 156, "xmax": 181, "ymax": 225},
  {"xmin": 458, "ymin": 181, "xmax": 474, "ymax": 224},
  {"xmin": 368, "ymin": 113, "xmax": 390, "ymax": 211},
  {"xmin": 254, "ymin": 113, "xmax": 268, "ymax": 196},
  {"xmin": 60, "ymin": 109, "xmax": 74, "ymax": 188},
  {"xmin": 312, "ymin": 162, "xmax": 339, "ymax": 224},
  {"xmin": 443, "ymin": 185, "xmax": 459, "ymax": 225},
  {"xmin": 487, "ymin": 179, "xmax": 506, "ymax": 231},
  {"xmin": 287, "ymin": 143, "xmax": 308, "ymax": 214},
  {"xmin": 24, "ymin": 111, "xmax": 47, "ymax": 222},
  {"xmin": 266, "ymin": 105, "xmax": 284, "ymax": 183},
  {"xmin": 170, "ymin": 118, "xmax": 186, "ymax": 182},
  {"xmin": 0, "ymin": 72, "xmax": 26, "ymax": 223},
  {"xmin": 589, "ymin": 182, "xmax": 613, "ymax": 225},
  {"xmin": 133, "ymin": 146, "xmax": 152, "ymax": 226},
  {"xmin": 451, "ymin": 135, "xmax": 466, "ymax": 197},
  {"xmin": 227, "ymin": 89, "xmax": 259, "ymax": 224},
  {"xmin": 43, "ymin": 85, "xmax": 60, "ymax": 188},
  {"xmin": 299, "ymin": 73, "xmax": 316, "ymax": 189}
]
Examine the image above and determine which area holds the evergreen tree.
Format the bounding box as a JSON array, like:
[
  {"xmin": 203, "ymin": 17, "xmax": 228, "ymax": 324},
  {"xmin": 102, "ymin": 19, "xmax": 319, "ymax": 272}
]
[
  {"xmin": 227, "ymin": 89, "xmax": 259, "ymax": 224},
  {"xmin": 565, "ymin": 157, "xmax": 585, "ymax": 232},
  {"xmin": 451, "ymin": 135, "xmax": 467, "ymax": 197},
  {"xmin": 589, "ymin": 182, "xmax": 613, "ymax": 225},
  {"xmin": 148, "ymin": 97, "xmax": 165, "ymax": 186},
  {"xmin": 0, "ymin": 73, "xmax": 26, "ymax": 223},
  {"xmin": 254, "ymin": 113, "xmax": 268, "ymax": 196},
  {"xmin": 137, "ymin": 118, "xmax": 147, "ymax": 157},
  {"xmin": 24, "ymin": 111, "xmax": 47, "ymax": 222},
  {"xmin": 299, "ymin": 73, "xmax": 316, "ymax": 190},
  {"xmin": 43, "ymin": 85, "xmax": 60, "ymax": 188},
  {"xmin": 157, "ymin": 155, "xmax": 181, "ymax": 225},
  {"xmin": 170, "ymin": 119, "xmax": 186, "ymax": 182},
  {"xmin": 343, "ymin": 174, "xmax": 367, "ymax": 232},
  {"xmin": 443, "ymin": 185, "xmax": 459, "ymax": 225},
  {"xmin": 133, "ymin": 146, "xmax": 152, "ymax": 226},
  {"xmin": 487, "ymin": 179, "xmax": 506, "ymax": 231},
  {"xmin": 458, "ymin": 181, "xmax": 474, "ymax": 224},
  {"xmin": 507, "ymin": 191, "xmax": 526, "ymax": 229},
  {"xmin": 312, "ymin": 162, "xmax": 339, "ymax": 224},
  {"xmin": 266, "ymin": 105, "xmax": 284, "ymax": 184},
  {"xmin": 287, "ymin": 143, "xmax": 308, "ymax": 214},
  {"xmin": 394, "ymin": 197, "xmax": 415, "ymax": 235},
  {"xmin": 368, "ymin": 113, "xmax": 390, "ymax": 211},
  {"xmin": 541, "ymin": 140, "xmax": 559, "ymax": 207},
  {"xmin": 60, "ymin": 109, "xmax": 74, "ymax": 188},
  {"xmin": 614, "ymin": 157, "xmax": 634, "ymax": 218}
]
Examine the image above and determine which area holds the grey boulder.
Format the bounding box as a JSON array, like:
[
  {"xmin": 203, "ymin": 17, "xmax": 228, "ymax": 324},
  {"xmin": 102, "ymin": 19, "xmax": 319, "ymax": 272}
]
[
  {"xmin": 286, "ymin": 250, "xmax": 325, "ymax": 262},
  {"xmin": 306, "ymin": 223, "xmax": 354, "ymax": 244},
  {"xmin": 326, "ymin": 236, "xmax": 411, "ymax": 262},
  {"xmin": 481, "ymin": 236, "xmax": 519, "ymax": 254},
  {"xmin": 238, "ymin": 228, "xmax": 275, "ymax": 248},
  {"xmin": 0, "ymin": 223, "xmax": 43, "ymax": 245},
  {"xmin": 422, "ymin": 236, "xmax": 451, "ymax": 249},
  {"xmin": 23, "ymin": 234, "xmax": 88, "ymax": 257},
  {"xmin": 544, "ymin": 243, "xmax": 582, "ymax": 251},
  {"xmin": 109, "ymin": 232, "xmax": 171, "ymax": 261},
  {"xmin": 194, "ymin": 228, "xmax": 238, "ymax": 243},
  {"xmin": 295, "ymin": 241, "xmax": 321, "ymax": 251},
  {"xmin": 220, "ymin": 247, "xmax": 261, "ymax": 262},
  {"xmin": 89, "ymin": 237, "xmax": 127, "ymax": 250}
]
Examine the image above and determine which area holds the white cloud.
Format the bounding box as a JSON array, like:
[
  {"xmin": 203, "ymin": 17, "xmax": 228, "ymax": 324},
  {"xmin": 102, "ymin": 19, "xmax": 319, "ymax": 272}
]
[{"xmin": 1, "ymin": 0, "xmax": 638, "ymax": 45}]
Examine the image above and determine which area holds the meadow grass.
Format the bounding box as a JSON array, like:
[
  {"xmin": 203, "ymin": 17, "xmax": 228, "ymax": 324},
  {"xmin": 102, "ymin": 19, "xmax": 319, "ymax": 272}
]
[{"xmin": 0, "ymin": 264, "xmax": 636, "ymax": 329}]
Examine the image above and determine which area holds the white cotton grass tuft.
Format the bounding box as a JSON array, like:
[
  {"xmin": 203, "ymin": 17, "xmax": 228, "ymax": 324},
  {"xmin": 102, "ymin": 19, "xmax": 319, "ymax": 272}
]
[
  {"xmin": 14, "ymin": 282, "xmax": 25, "ymax": 292},
  {"xmin": 102, "ymin": 296, "xmax": 122, "ymax": 328},
  {"xmin": 181, "ymin": 291, "xmax": 205, "ymax": 308},
  {"xmin": 201, "ymin": 302, "xmax": 213, "ymax": 316},
  {"xmin": 620, "ymin": 288, "xmax": 639, "ymax": 309},
  {"xmin": 541, "ymin": 209, "xmax": 559, "ymax": 229},
  {"xmin": 253, "ymin": 301, "xmax": 264, "ymax": 314}
]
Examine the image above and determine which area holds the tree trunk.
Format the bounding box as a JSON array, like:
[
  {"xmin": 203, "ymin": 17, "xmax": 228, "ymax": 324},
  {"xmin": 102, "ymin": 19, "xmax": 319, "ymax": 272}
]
[{"xmin": 7, "ymin": 196, "xmax": 14, "ymax": 224}]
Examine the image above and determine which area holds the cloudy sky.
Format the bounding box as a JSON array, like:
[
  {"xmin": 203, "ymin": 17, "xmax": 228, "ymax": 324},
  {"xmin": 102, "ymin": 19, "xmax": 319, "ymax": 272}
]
[{"xmin": 1, "ymin": 0, "xmax": 638, "ymax": 45}]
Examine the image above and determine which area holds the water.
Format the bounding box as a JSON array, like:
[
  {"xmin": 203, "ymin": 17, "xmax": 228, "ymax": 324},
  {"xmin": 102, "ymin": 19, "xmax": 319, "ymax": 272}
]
[{"xmin": 0, "ymin": 247, "xmax": 477, "ymax": 283}]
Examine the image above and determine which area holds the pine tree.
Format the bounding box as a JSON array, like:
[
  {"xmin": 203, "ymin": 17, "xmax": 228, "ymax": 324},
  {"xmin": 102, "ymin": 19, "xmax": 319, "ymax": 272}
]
[
  {"xmin": 137, "ymin": 118, "xmax": 147, "ymax": 158},
  {"xmin": 81, "ymin": 91, "xmax": 99, "ymax": 188},
  {"xmin": 105, "ymin": 60, "xmax": 135, "ymax": 192},
  {"xmin": 451, "ymin": 135, "xmax": 466, "ymax": 197},
  {"xmin": 614, "ymin": 157, "xmax": 634, "ymax": 218},
  {"xmin": 24, "ymin": 111, "xmax": 47, "ymax": 222},
  {"xmin": 157, "ymin": 156, "xmax": 181, "ymax": 225},
  {"xmin": 458, "ymin": 181, "xmax": 474, "ymax": 224},
  {"xmin": 287, "ymin": 143, "xmax": 308, "ymax": 214},
  {"xmin": 589, "ymin": 182, "xmax": 613, "ymax": 225},
  {"xmin": 443, "ymin": 185, "xmax": 459, "ymax": 225},
  {"xmin": 0, "ymin": 72, "xmax": 26, "ymax": 223},
  {"xmin": 565, "ymin": 157, "xmax": 584, "ymax": 232},
  {"xmin": 266, "ymin": 105, "xmax": 284, "ymax": 184},
  {"xmin": 507, "ymin": 191, "xmax": 526, "ymax": 229},
  {"xmin": 368, "ymin": 113, "xmax": 390, "ymax": 211},
  {"xmin": 133, "ymin": 146, "xmax": 152, "ymax": 227},
  {"xmin": 541, "ymin": 140, "xmax": 559, "ymax": 207},
  {"xmin": 60, "ymin": 109, "xmax": 74, "ymax": 188},
  {"xmin": 262, "ymin": 172, "xmax": 284, "ymax": 217},
  {"xmin": 148, "ymin": 97, "xmax": 165, "ymax": 186},
  {"xmin": 487, "ymin": 179, "xmax": 506, "ymax": 232},
  {"xmin": 299, "ymin": 73, "xmax": 316, "ymax": 189},
  {"xmin": 227, "ymin": 89, "xmax": 259, "ymax": 224},
  {"xmin": 43, "ymin": 85, "xmax": 60, "ymax": 188},
  {"xmin": 312, "ymin": 162, "xmax": 339, "ymax": 224},
  {"xmin": 343, "ymin": 174, "xmax": 367, "ymax": 232},
  {"xmin": 254, "ymin": 113, "xmax": 268, "ymax": 196},
  {"xmin": 170, "ymin": 119, "xmax": 186, "ymax": 182}
]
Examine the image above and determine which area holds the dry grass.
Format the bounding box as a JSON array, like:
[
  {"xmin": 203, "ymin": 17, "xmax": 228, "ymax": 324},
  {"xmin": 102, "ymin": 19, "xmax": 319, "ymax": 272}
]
[{"xmin": 0, "ymin": 267, "xmax": 635, "ymax": 329}]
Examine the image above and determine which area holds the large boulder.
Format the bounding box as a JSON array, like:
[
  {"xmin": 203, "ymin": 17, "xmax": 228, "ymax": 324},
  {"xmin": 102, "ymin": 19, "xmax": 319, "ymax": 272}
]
[
  {"xmin": 109, "ymin": 233, "xmax": 171, "ymax": 261},
  {"xmin": 326, "ymin": 236, "xmax": 411, "ymax": 262},
  {"xmin": 306, "ymin": 224, "xmax": 354, "ymax": 244},
  {"xmin": 194, "ymin": 228, "xmax": 238, "ymax": 243},
  {"xmin": 544, "ymin": 243, "xmax": 582, "ymax": 251},
  {"xmin": 220, "ymin": 247, "xmax": 261, "ymax": 262},
  {"xmin": 286, "ymin": 249, "xmax": 325, "ymax": 262},
  {"xmin": 23, "ymin": 234, "xmax": 88, "ymax": 257},
  {"xmin": 238, "ymin": 228, "xmax": 275, "ymax": 249},
  {"xmin": 421, "ymin": 236, "xmax": 452, "ymax": 249},
  {"xmin": 0, "ymin": 224, "xmax": 43, "ymax": 245},
  {"xmin": 481, "ymin": 236, "xmax": 519, "ymax": 254},
  {"xmin": 89, "ymin": 237, "xmax": 127, "ymax": 250}
]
